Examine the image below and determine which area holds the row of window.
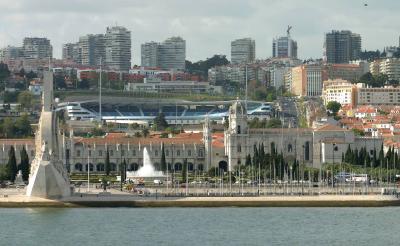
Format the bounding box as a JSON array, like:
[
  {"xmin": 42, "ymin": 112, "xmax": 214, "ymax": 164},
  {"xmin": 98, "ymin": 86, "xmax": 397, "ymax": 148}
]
[
  {"xmin": 75, "ymin": 149, "xmax": 204, "ymax": 158},
  {"xmin": 73, "ymin": 162, "xmax": 205, "ymax": 172}
]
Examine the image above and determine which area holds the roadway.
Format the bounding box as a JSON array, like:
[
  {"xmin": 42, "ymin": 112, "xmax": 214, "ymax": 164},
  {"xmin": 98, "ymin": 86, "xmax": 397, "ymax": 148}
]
[{"xmin": 276, "ymin": 97, "xmax": 298, "ymax": 128}]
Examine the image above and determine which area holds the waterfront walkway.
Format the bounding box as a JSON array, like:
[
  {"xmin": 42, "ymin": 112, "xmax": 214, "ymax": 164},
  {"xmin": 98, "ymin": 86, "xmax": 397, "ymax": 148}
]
[{"xmin": 0, "ymin": 188, "xmax": 399, "ymax": 207}]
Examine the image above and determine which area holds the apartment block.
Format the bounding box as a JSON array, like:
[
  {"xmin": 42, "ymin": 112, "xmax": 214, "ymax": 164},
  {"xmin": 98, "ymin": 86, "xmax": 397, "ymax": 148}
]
[
  {"xmin": 23, "ymin": 37, "xmax": 52, "ymax": 60},
  {"xmin": 141, "ymin": 37, "xmax": 186, "ymax": 71},
  {"xmin": 322, "ymin": 79, "xmax": 356, "ymax": 106},
  {"xmin": 324, "ymin": 30, "xmax": 361, "ymax": 64},
  {"xmin": 105, "ymin": 26, "xmax": 131, "ymax": 71},
  {"xmin": 291, "ymin": 65, "xmax": 327, "ymax": 97},
  {"xmin": 231, "ymin": 38, "xmax": 255, "ymax": 64}
]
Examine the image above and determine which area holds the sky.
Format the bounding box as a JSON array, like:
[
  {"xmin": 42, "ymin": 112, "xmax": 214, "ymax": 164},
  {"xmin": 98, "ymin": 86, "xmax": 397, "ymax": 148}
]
[{"xmin": 0, "ymin": 0, "xmax": 399, "ymax": 65}]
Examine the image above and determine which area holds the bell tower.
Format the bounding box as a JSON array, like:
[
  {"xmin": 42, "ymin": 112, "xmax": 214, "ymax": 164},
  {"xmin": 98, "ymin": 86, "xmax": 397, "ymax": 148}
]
[
  {"xmin": 228, "ymin": 99, "xmax": 248, "ymax": 135},
  {"xmin": 225, "ymin": 99, "xmax": 248, "ymax": 172}
]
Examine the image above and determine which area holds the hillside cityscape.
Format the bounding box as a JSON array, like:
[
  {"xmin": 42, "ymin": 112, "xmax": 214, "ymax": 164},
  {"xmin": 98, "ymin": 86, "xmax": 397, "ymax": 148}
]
[
  {"xmin": 2, "ymin": 1, "xmax": 400, "ymax": 245},
  {"xmin": 1, "ymin": 23, "xmax": 400, "ymax": 188}
]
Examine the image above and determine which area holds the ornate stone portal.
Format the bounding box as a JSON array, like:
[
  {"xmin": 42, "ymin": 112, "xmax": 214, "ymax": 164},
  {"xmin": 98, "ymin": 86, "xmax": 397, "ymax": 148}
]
[{"xmin": 26, "ymin": 71, "xmax": 71, "ymax": 198}]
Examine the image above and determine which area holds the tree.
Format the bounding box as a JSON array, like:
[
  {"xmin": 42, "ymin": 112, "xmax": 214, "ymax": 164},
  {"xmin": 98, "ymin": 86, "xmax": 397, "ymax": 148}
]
[
  {"xmin": 15, "ymin": 114, "xmax": 32, "ymax": 137},
  {"xmin": 185, "ymin": 55, "xmax": 229, "ymax": 80},
  {"xmin": 266, "ymin": 118, "xmax": 282, "ymax": 128},
  {"xmin": 378, "ymin": 143, "xmax": 385, "ymax": 168},
  {"xmin": 18, "ymin": 68, "xmax": 26, "ymax": 77},
  {"xmin": 6, "ymin": 146, "xmax": 18, "ymax": 182},
  {"xmin": 54, "ymin": 75, "xmax": 66, "ymax": 89},
  {"xmin": 142, "ymin": 128, "xmax": 150, "ymax": 137},
  {"xmin": 326, "ymin": 101, "xmax": 341, "ymax": 116},
  {"xmin": 0, "ymin": 62, "xmax": 10, "ymax": 81},
  {"xmin": 25, "ymin": 71, "xmax": 37, "ymax": 81},
  {"xmin": 352, "ymin": 128, "xmax": 365, "ymax": 136},
  {"xmin": 105, "ymin": 148, "xmax": 111, "ymax": 176},
  {"xmin": 2, "ymin": 117, "xmax": 15, "ymax": 138},
  {"xmin": 153, "ymin": 113, "xmax": 169, "ymax": 131},
  {"xmin": 78, "ymin": 78, "xmax": 90, "ymax": 89},
  {"xmin": 17, "ymin": 91, "xmax": 33, "ymax": 111},
  {"xmin": 120, "ymin": 159, "xmax": 127, "ymax": 182},
  {"xmin": 160, "ymin": 144, "xmax": 166, "ymax": 172},
  {"xmin": 182, "ymin": 158, "xmax": 188, "ymax": 183},
  {"xmin": 245, "ymin": 154, "xmax": 252, "ymax": 166},
  {"xmin": 19, "ymin": 147, "xmax": 30, "ymax": 182}
]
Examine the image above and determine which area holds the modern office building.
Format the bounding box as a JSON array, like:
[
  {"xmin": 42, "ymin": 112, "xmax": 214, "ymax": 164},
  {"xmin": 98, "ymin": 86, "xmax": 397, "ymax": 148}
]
[
  {"xmin": 231, "ymin": 38, "xmax": 255, "ymax": 64},
  {"xmin": 22, "ymin": 37, "xmax": 52, "ymax": 60},
  {"xmin": 272, "ymin": 36, "xmax": 297, "ymax": 59},
  {"xmin": 105, "ymin": 26, "xmax": 131, "ymax": 71},
  {"xmin": 324, "ymin": 30, "xmax": 361, "ymax": 64}
]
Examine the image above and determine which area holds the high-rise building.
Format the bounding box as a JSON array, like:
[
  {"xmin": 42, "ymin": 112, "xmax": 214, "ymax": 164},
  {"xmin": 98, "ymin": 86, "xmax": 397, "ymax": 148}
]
[
  {"xmin": 324, "ymin": 30, "xmax": 361, "ymax": 64},
  {"xmin": 78, "ymin": 34, "xmax": 105, "ymax": 66},
  {"xmin": 141, "ymin": 41, "xmax": 159, "ymax": 67},
  {"xmin": 105, "ymin": 26, "xmax": 131, "ymax": 71},
  {"xmin": 157, "ymin": 37, "xmax": 186, "ymax": 70},
  {"xmin": 62, "ymin": 43, "xmax": 75, "ymax": 60},
  {"xmin": 231, "ymin": 38, "xmax": 255, "ymax": 64},
  {"xmin": 0, "ymin": 46, "xmax": 23, "ymax": 61},
  {"xmin": 141, "ymin": 37, "xmax": 186, "ymax": 70},
  {"xmin": 23, "ymin": 37, "xmax": 52, "ymax": 60},
  {"xmin": 272, "ymin": 35, "xmax": 297, "ymax": 59}
]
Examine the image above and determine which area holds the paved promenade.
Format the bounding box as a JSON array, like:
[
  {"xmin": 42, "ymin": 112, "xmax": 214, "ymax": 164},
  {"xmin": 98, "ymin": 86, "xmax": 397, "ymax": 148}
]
[{"xmin": 0, "ymin": 188, "xmax": 399, "ymax": 207}]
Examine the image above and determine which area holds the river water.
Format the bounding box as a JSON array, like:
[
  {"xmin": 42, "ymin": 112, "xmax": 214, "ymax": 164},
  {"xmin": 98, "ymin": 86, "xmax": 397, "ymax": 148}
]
[{"xmin": 1, "ymin": 207, "xmax": 398, "ymax": 246}]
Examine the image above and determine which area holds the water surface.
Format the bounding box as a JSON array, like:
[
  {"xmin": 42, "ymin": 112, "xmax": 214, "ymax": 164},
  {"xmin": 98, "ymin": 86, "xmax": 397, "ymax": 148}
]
[{"xmin": 1, "ymin": 207, "xmax": 398, "ymax": 246}]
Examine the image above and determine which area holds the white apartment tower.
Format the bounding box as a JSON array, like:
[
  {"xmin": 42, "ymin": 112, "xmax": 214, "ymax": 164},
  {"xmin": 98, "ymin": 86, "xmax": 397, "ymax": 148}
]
[
  {"xmin": 141, "ymin": 37, "xmax": 186, "ymax": 70},
  {"xmin": 105, "ymin": 26, "xmax": 131, "ymax": 71},
  {"xmin": 23, "ymin": 37, "xmax": 52, "ymax": 60},
  {"xmin": 141, "ymin": 41, "xmax": 158, "ymax": 67},
  {"xmin": 157, "ymin": 37, "xmax": 186, "ymax": 70}
]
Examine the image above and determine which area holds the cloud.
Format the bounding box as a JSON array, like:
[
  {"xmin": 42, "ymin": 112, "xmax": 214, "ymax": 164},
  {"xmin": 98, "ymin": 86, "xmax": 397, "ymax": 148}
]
[{"xmin": 0, "ymin": 0, "xmax": 398, "ymax": 64}]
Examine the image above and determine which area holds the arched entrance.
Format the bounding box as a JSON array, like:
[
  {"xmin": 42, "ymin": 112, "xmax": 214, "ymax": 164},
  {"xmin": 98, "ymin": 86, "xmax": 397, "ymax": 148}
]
[
  {"xmin": 110, "ymin": 163, "xmax": 117, "ymax": 171},
  {"xmin": 97, "ymin": 163, "xmax": 105, "ymax": 172},
  {"xmin": 197, "ymin": 164, "xmax": 204, "ymax": 171},
  {"xmin": 154, "ymin": 163, "xmax": 160, "ymax": 171},
  {"xmin": 75, "ymin": 163, "xmax": 83, "ymax": 172},
  {"xmin": 129, "ymin": 163, "xmax": 139, "ymax": 171},
  {"xmin": 188, "ymin": 162, "xmax": 194, "ymax": 171},
  {"xmin": 174, "ymin": 162, "xmax": 182, "ymax": 171},
  {"xmin": 218, "ymin": 161, "xmax": 228, "ymax": 172},
  {"xmin": 85, "ymin": 163, "xmax": 94, "ymax": 172}
]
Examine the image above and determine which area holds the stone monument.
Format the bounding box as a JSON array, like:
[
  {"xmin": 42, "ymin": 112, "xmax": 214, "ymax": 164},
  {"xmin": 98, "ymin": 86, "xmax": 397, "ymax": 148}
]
[{"xmin": 26, "ymin": 71, "xmax": 71, "ymax": 198}]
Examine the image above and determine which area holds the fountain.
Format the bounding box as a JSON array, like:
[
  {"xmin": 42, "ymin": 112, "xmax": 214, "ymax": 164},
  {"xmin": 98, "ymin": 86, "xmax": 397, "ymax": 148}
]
[{"xmin": 126, "ymin": 147, "xmax": 165, "ymax": 180}]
